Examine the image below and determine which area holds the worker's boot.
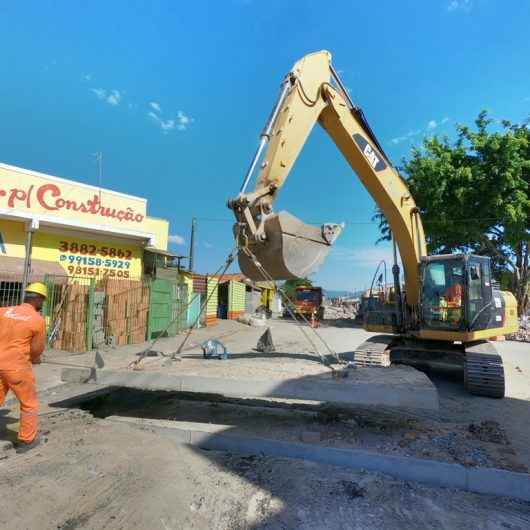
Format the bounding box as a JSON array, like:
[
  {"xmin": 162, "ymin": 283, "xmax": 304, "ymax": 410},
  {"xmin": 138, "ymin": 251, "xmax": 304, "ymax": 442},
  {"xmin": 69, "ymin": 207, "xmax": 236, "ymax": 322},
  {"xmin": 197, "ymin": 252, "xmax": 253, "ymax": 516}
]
[{"xmin": 15, "ymin": 434, "xmax": 43, "ymax": 454}]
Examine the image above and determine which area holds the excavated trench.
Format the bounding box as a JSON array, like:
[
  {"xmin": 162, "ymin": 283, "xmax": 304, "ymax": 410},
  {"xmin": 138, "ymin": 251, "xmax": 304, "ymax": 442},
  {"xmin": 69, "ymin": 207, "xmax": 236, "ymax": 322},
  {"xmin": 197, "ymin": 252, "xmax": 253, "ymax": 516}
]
[{"xmin": 54, "ymin": 386, "xmax": 526, "ymax": 473}]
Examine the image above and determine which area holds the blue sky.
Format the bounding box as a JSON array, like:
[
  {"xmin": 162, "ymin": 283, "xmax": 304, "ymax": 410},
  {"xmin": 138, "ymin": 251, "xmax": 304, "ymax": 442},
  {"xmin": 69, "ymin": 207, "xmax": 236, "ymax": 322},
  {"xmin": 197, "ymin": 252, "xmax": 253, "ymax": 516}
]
[{"xmin": 1, "ymin": 0, "xmax": 529, "ymax": 291}]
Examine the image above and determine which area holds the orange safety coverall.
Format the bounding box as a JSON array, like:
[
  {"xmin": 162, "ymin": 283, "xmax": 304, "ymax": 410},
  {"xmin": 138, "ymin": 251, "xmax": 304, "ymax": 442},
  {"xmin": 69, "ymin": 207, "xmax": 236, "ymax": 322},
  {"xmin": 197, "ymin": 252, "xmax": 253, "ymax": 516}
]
[
  {"xmin": 0, "ymin": 303, "xmax": 45, "ymax": 443},
  {"xmin": 445, "ymin": 283, "xmax": 463, "ymax": 305}
]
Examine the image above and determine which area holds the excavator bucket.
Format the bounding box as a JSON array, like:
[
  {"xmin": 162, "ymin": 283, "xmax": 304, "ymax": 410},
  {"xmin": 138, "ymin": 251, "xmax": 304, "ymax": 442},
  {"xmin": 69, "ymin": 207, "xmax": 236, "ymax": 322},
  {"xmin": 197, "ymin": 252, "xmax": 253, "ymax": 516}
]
[{"xmin": 237, "ymin": 211, "xmax": 342, "ymax": 281}]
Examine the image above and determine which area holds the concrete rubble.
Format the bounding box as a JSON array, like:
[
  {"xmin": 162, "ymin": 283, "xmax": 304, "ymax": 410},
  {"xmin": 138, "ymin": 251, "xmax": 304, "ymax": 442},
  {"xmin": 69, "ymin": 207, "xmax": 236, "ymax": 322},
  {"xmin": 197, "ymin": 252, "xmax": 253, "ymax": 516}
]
[
  {"xmin": 507, "ymin": 316, "xmax": 530, "ymax": 342},
  {"xmin": 322, "ymin": 301, "xmax": 359, "ymax": 320}
]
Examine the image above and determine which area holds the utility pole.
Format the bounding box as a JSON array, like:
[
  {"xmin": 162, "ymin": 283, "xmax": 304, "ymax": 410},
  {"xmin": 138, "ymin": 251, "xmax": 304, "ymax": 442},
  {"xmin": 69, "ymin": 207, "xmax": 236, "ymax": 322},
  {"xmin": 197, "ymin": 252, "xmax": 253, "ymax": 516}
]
[
  {"xmin": 174, "ymin": 256, "xmax": 188, "ymax": 272},
  {"xmin": 93, "ymin": 152, "xmax": 103, "ymax": 200},
  {"xmin": 188, "ymin": 217, "xmax": 196, "ymax": 272}
]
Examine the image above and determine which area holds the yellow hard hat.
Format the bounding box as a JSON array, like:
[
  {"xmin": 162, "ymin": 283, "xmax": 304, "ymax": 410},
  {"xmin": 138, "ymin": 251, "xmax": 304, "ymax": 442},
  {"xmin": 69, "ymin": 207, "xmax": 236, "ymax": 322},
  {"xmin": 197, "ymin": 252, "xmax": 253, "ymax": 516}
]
[{"xmin": 25, "ymin": 282, "xmax": 48, "ymax": 299}]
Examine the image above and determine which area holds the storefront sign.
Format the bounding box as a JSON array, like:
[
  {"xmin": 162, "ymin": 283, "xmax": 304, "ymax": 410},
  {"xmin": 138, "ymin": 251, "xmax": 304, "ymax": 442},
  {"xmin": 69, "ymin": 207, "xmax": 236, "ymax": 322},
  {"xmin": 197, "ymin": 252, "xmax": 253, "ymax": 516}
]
[
  {"xmin": 0, "ymin": 164, "xmax": 147, "ymax": 230},
  {"xmin": 0, "ymin": 220, "xmax": 143, "ymax": 280},
  {"xmin": 57, "ymin": 239, "xmax": 137, "ymax": 278},
  {"xmin": 34, "ymin": 232, "xmax": 142, "ymax": 279},
  {"xmin": 0, "ymin": 219, "xmax": 26, "ymax": 258}
]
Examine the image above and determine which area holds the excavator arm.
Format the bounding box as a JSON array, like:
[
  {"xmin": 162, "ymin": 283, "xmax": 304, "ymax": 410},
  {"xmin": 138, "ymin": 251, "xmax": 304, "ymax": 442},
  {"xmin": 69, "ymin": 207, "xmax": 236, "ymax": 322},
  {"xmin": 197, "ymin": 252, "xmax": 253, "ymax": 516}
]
[{"xmin": 228, "ymin": 50, "xmax": 427, "ymax": 306}]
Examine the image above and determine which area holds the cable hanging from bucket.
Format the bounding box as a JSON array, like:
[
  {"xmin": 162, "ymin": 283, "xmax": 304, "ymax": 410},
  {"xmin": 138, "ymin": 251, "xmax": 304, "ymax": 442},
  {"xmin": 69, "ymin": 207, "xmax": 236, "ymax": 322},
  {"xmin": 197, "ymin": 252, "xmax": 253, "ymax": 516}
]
[
  {"xmin": 129, "ymin": 248, "xmax": 237, "ymax": 369},
  {"xmin": 240, "ymin": 246, "xmax": 343, "ymax": 368}
]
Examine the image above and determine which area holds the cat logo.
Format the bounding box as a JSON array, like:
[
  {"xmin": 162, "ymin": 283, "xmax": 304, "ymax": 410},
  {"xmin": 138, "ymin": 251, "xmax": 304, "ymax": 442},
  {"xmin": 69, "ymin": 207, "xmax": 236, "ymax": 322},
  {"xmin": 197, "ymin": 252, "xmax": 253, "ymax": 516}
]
[
  {"xmin": 363, "ymin": 143, "xmax": 380, "ymax": 169},
  {"xmin": 352, "ymin": 134, "xmax": 387, "ymax": 172}
]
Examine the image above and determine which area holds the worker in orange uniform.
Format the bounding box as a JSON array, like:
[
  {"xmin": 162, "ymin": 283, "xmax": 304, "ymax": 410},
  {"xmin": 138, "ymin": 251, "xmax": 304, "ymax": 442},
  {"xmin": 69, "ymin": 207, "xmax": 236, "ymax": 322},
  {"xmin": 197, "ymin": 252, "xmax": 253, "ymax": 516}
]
[
  {"xmin": 0, "ymin": 282, "xmax": 47, "ymax": 453},
  {"xmin": 444, "ymin": 282, "xmax": 463, "ymax": 325},
  {"xmin": 445, "ymin": 282, "xmax": 463, "ymax": 305}
]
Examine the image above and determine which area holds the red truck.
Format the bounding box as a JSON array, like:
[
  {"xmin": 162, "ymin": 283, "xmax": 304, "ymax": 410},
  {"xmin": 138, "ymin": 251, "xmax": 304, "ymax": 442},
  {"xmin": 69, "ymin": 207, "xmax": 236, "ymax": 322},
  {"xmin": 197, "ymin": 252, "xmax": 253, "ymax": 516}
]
[{"xmin": 293, "ymin": 286, "xmax": 324, "ymax": 321}]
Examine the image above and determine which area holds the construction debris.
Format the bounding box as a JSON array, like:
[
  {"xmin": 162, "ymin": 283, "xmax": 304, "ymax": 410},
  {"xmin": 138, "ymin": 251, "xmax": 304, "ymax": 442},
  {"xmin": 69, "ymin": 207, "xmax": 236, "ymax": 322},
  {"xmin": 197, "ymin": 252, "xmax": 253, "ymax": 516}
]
[
  {"xmin": 507, "ymin": 317, "xmax": 530, "ymax": 342},
  {"xmin": 256, "ymin": 328, "xmax": 275, "ymax": 353},
  {"xmin": 322, "ymin": 301, "xmax": 358, "ymax": 321},
  {"xmin": 468, "ymin": 420, "xmax": 510, "ymax": 445},
  {"xmin": 237, "ymin": 312, "xmax": 268, "ymax": 327},
  {"xmin": 201, "ymin": 339, "xmax": 229, "ymax": 360}
]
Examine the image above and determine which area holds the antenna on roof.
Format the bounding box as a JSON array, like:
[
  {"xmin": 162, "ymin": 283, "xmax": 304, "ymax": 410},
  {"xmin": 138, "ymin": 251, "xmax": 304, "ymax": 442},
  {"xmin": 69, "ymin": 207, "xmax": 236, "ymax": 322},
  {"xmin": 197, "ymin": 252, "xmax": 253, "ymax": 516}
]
[{"xmin": 92, "ymin": 151, "xmax": 103, "ymax": 200}]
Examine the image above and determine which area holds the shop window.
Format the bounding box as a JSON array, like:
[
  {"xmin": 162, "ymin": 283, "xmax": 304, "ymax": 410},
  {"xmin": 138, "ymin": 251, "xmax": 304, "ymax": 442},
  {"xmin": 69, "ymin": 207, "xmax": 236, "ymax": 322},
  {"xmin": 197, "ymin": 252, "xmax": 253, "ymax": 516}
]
[{"xmin": 0, "ymin": 281, "xmax": 22, "ymax": 307}]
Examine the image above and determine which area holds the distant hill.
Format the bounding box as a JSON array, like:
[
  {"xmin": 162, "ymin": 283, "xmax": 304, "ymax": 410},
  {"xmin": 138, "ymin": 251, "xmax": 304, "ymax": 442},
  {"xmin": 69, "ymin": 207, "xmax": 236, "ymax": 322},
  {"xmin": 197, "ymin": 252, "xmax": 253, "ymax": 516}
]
[{"xmin": 323, "ymin": 289, "xmax": 357, "ymax": 299}]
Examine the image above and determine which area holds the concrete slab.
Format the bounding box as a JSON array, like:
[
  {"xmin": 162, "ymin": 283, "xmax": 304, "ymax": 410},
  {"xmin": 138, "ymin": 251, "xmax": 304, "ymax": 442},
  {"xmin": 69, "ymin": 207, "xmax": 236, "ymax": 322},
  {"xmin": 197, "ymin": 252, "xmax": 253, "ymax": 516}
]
[
  {"xmin": 62, "ymin": 364, "xmax": 439, "ymax": 411},
  {"xmin": 107, "ymin": 415, "xmax": 530, "ymax": 502}
]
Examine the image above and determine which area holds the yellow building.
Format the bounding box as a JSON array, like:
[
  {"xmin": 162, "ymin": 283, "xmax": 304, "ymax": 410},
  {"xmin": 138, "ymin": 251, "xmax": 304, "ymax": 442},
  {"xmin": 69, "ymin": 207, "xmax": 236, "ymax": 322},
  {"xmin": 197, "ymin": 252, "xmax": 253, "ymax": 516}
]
[{"xmin": 0, "ymin": 162, "xmax": 169, "ymax": 289}]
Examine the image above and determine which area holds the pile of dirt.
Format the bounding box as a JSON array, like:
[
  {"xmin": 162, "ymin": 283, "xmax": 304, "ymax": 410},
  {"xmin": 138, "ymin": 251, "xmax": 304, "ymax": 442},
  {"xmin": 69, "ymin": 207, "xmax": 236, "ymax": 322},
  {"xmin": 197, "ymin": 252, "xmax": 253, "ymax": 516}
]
[
  {"xmin": 315, "ymin": 405, "xmax": 525, "ymax": 472},
  {"xmin": 322, "ymin": 303, "xmax": 358, "ymax": 320},
  {"xmin": 507, "ymin": 317, "xmax": 530, "ymax": 342},
  {"xmin": 468, "ymin": 420, "xmax": 510, "ymax": 445}
]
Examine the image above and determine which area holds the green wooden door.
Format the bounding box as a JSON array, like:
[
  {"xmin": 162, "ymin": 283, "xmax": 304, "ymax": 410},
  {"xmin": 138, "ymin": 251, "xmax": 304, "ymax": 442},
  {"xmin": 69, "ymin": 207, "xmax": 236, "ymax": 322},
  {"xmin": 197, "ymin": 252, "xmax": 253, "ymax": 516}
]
[
  {"xmin": 168, "ymin": 281, "xmax": 188, "ymax": 336},
  {"xmin": 148, "ymin": 278, "xmax": 171, "ymax": 339},
  {"xmin": 148, "ymin": 278, "xmax": 188, "ymax": 339}
]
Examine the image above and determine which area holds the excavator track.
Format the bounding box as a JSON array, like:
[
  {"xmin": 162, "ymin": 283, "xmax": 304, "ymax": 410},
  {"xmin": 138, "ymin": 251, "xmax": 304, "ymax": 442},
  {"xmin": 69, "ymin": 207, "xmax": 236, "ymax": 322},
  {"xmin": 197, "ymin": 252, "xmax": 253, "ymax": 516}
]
[
  {"xmin": 464, "ymin": 341, "xmax": 505, "ymax": 399},
  {"xmin": 351, "ymin": 335, "xmax": 393, "ymax": 368}
]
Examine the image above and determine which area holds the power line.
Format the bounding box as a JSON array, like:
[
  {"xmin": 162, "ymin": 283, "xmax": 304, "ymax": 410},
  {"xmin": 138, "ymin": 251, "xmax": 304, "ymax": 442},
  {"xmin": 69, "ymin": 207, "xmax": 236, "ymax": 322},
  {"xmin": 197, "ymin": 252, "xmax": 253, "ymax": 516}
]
[{"xmin": 194, "ymin": 216, "xmax": 505, "ymax": 226}]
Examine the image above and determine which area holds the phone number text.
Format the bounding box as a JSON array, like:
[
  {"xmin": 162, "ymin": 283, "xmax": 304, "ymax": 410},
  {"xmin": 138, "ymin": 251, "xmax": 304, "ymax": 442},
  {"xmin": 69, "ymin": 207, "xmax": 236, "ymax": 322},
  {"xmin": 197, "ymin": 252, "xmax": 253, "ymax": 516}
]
[
  {"xmin": 66, "ymin": 265, "xmax": 130, "ymax": 278},
  {"xmin": 58, "ymin": 241, "xmax": 133, "ymax": 260},
  {"xmin": 60, "ymin": 254, "xmax": 131, "ymax": 269}
]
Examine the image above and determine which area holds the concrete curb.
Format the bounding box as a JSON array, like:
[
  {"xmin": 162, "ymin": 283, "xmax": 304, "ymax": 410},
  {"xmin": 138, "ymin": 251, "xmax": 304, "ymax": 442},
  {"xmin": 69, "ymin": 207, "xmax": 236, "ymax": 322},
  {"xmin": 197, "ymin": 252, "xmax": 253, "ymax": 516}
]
[
  {"xmin": 61, "ymin": 367, "xmax": 439, "ymax": 412},
  {"xmin": 107, "ymin": 415, "xmax": 530, "ymax": 502}
]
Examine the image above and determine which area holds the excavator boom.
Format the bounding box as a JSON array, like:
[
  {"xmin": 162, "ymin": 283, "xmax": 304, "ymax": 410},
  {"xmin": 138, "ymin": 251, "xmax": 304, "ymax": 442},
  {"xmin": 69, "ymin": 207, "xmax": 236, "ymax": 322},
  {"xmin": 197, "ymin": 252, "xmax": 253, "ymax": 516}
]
[
  {"xmin": 228, "ymin": 50, "xmax": 426, "ymax": 305},
  {"xmin": 228, "ymin": 50, "xmax": 519, "ymax": 399}
]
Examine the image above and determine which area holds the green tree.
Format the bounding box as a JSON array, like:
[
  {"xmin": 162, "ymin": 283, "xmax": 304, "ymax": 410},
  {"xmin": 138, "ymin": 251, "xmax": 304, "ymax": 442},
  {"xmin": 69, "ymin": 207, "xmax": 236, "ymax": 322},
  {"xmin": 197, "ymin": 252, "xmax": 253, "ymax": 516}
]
[
  {"xmin": 376, "ymin": 111, "xmax": 529, "ymax": 313},
  {"xmin": 282, "ymin": 277, "xmax": 313, "ymax": 301}
]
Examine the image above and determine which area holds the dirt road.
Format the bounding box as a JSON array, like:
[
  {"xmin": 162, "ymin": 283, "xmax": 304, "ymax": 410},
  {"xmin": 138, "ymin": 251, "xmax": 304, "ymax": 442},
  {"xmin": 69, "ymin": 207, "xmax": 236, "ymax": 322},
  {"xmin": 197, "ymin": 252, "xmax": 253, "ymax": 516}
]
[
  {"xmin": 1, "ymin": 409, "xmax": 529, "ymax": 530},
  {"xmin": 2, "ymin": 319, "xmax": 530, "ymax": 529}
]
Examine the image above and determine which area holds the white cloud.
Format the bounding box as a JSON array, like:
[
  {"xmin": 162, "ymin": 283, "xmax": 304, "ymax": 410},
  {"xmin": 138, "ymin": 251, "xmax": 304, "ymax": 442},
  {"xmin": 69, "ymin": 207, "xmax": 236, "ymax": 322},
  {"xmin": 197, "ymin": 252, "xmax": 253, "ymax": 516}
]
[
  {"xmin": 447, "ymin": 0, "xmax": 472, "ymax": 12},
  {"xmin": 168, "ymin": 234, "xmax": 186, "ymax": 245},
  {"xmin": 91, "ymin": 88, "xmax": 122, "ymax": 106},
  {"xmin": 391, "ymin": 116, "xmax": 451, "ymax": 146},
  {"xmin": 82, "ymin": 73, "xmax": 92, "ymax": 81},
  {"xmin": 391, "ymin": 129, "xmax": 421, "ymax": 145},
  {"xmin": 149, "ymin": 101, "xmax": 162, "ymax": 113},
  {"xmin": 106, "ymin": 90, "xmax": 121, "ymax": 106},
  {"xmin": 148, "ymin": 109, "xmax": 193, "ymax": 134},
  {"xmin": 91, "ymin": 88, "xmax": 107, "ymax": 100},
  {"xmin": 523, "ymin": 96, "xmax": 530, "ymax": 102},
  {"xmin": 148, "ymin": 112, "xmax": 176, "ymax": 133},
  {"xmin": 203, "ymin": 241, "xmax": 213, "ymax": 249},
  {"xmin": 160, "ymin": 120, "xmax": 176, "ymax": 132},
  {"xmin": 176, "ymin": 110, "xmax": 193, "ymax": 131}
]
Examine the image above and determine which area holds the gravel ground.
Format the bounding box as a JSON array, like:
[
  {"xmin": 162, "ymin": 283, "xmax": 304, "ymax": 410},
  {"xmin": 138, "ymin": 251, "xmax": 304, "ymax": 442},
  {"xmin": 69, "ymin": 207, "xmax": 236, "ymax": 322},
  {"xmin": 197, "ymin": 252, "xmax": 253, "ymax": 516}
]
[
  {"xmin": 2, "ymin": 319, "xmax": 530, "ymax": 528},
  {"xmin": 74, "ymin": 387, "xmax": 526, "ymax": 472},
  {"xmin": 1, "ymin": 409, "xmax": 530, "ymax": 530}
]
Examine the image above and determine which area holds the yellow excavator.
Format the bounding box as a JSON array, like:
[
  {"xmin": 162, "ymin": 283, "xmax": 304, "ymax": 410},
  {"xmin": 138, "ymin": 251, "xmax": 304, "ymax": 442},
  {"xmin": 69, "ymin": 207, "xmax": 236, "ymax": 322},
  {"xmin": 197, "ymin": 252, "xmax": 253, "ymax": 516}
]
[{"xmin": 228, "ymin": 50, "xmax": 518, "ymax": 398}]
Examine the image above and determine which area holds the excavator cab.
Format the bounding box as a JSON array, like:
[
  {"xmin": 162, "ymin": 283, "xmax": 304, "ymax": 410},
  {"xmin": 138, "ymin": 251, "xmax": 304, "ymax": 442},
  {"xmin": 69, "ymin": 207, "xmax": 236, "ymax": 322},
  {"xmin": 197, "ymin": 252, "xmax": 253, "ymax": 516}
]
[{"xmin": 420, "ymin": 254, "xmax": 498, "ymax": 332}]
